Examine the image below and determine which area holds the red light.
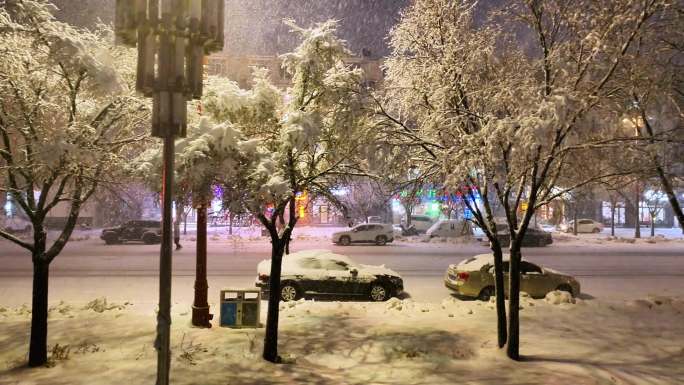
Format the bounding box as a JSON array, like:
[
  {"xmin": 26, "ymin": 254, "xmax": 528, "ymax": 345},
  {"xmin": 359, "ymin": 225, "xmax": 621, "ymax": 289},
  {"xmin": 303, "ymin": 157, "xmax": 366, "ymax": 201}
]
[{"xmin": 457, "ymin": 272, "xmax": 469, "ymax": 280}]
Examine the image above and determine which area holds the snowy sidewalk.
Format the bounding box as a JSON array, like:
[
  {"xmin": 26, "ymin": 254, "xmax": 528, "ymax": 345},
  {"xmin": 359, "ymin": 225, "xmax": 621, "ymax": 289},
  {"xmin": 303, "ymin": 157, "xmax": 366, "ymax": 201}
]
[{"xmin": 1, "ymin": 294, "xmax": 683, "ymax": 384}]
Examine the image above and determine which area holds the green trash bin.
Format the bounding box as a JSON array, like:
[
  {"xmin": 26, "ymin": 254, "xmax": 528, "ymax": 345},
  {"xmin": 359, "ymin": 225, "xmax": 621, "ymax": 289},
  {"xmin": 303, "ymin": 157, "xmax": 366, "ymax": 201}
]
[{"xmin": 219, "ymin": 288, "xmax": 261, "ymax": 328}]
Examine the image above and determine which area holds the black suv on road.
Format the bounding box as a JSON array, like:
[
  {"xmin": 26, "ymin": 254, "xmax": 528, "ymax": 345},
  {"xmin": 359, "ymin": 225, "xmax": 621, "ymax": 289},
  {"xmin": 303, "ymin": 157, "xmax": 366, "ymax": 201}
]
[{"xmin": 100, "ymin": 220, "xmax": 162, "ymax": 245}]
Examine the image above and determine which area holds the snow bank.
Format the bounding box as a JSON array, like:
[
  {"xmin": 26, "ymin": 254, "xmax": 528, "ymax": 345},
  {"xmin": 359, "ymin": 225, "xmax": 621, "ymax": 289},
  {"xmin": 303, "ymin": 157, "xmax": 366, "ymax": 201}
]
[
  {"xmin": 628, "ymin": 295, "xmax": 684, "ymax": 310},
  {"xmin": 551, "ymin": 230, "xmax": 683, "ymax": 246},
  {"xmin": 545, "ymin": 290, "xmax": 576, "ymax": 305}
]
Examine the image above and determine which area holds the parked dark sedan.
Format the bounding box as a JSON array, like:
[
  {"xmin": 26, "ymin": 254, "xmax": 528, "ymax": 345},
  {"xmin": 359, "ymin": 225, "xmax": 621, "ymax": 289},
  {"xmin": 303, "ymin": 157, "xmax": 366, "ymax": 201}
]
[
  {"xmin": 496, "ymin": 227, "xmax": 553, "ymax": 247},
  {"xmin": 255, "ymin": 250, "xmax": 404, "ymax": 302},
  {"xmin": 477, "ymin": 224, "xmax": 553, "ymax": 247},
  {"xmin": 100, "ymin": 220, "xmax": 162, "ymax": 245}
]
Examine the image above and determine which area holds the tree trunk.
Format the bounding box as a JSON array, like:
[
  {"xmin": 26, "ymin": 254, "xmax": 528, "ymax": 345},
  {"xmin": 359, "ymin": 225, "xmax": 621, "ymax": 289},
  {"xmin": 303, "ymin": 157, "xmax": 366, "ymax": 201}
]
[
  {"xmin": 229, "ymin": 213, "xmax": 233, "ymax": 235},
  {"xmin": 28, "ymin": 258, "xmax": 50, "ymax": 367},
  {"xmin": 610, "ymin": 200, "xmax": 616, "ymax": 237},
  {"xmin": 263, "ymin": 238, "xmax": 286, "ymax": 363},
  {"xmin": 192, "ymin": 202, "xmax": 211, "ymax": 327},
  {"xmin": 655, "ymin": 166, "xmax": 684, "ymax": 234},
  {"xmin": 651, "ymin": 214, "xmax": 655, "ymax": 237},
  {"xmin": 634, "ymin": 184, "xmax": 641, "ymax": 239},
  {"xmin": 506, "ymin": 243, "xmax": 522, "ymax": 360},
  {"xmin": 491, "ymin": 243, "xmax": 507, "ymax": 348},
  {"xmin": 403, "ymin": 201, "xmax": 414, "ymax": 227},
  {"xmin": 572, "ymin": 204, "xmax": 578, "ymax": 236}
]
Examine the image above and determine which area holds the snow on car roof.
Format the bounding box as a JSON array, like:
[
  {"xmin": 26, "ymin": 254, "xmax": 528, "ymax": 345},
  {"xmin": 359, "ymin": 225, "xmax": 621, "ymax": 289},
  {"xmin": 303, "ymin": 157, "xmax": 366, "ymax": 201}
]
[
  {"xmin": 258, "ymin": 249, "xmax": 355, "ymax": 273},
  {"xmin": 457, "ymin": 253, "xmax": 514, "ymax": 271}
]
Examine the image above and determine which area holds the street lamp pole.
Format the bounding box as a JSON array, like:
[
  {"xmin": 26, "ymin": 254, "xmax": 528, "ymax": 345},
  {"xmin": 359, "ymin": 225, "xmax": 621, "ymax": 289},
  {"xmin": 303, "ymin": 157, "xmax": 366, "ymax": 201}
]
[{"xmin": 114, "ymin": 1, "xmax": 224, "ymax": 384}]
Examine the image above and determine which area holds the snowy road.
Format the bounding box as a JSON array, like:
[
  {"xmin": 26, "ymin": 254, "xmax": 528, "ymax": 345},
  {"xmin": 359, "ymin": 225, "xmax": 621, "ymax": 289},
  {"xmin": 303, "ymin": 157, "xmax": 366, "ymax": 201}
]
[{"xmin": 1, "ymin": 232, "xmax": 683, "ymax": 306}]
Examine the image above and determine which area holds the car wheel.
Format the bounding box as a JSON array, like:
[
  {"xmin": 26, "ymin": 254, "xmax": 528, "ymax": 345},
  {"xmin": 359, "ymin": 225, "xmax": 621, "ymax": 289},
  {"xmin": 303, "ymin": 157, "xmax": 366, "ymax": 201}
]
[
  {"xmin": 477, "ymin": 286, "xmax": 495, "ymax": 301},
  {"xmin": 369, "ymin": 282, "xmax": 390, "ymax": 301},
  {"xmin": 339, "ymin": 236, "xmax": 351, "ymax": 246},
  {"xmin": 537, "ymin": 238, "xmax": 546, "ymax": 247},
  {"xmin": 142, "ymin": 234, "xmax": 156, "ymax": 245},
  {"xmin": 592, "ymin": 227, "xmax": 600, "ymax": 233},
  {"xmin": 556, "ymin": 284, "xmax": 574, "ymax": 297},
  {"xmin": 103, "ymin": 233, "xmax": 119, "ymax": 245},
  {"xmin": 375, "ymin": 235, "xmax": 387, "ymax": 246},
  {"xmin": 280, "ymin": 282, "xmax": 301, "ymax": 302}
]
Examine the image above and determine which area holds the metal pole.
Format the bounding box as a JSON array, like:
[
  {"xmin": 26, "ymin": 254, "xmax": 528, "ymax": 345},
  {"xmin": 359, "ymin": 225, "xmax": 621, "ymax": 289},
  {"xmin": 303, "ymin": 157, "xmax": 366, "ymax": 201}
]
[
  {"xmin": 192, "ymin": 199, "xmax": 212, "ymax": 327},
  {"xmin": 115, "ymin": 1, "xmax": 225, "ymax": 382},
  {"xmin": 155, "ymin": 134, "xmax": 174, "ymax": 385}
]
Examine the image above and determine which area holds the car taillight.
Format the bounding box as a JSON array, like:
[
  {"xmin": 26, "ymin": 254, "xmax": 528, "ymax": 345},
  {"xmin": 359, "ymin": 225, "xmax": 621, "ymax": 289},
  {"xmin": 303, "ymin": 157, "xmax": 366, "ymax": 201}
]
[
  {"xmin": 258, "ymin": 274, "xmax": 269, "ymax": 282},
  {"xmin": 457, "ymin": 272, "xmax": 469, "ymax": 281}
]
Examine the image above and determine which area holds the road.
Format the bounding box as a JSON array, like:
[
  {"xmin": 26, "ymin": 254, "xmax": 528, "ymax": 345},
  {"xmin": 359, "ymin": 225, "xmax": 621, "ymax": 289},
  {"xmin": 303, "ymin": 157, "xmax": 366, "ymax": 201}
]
[{"xmin": 1, "ymin": 233, "xmax": 683, "ymax": 306}]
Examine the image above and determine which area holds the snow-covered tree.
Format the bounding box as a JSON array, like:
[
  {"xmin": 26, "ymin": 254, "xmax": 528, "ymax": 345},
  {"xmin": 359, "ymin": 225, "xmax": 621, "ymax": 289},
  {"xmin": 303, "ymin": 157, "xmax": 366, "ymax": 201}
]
[
  {"xmin": 149, "ymin": 19, "xmax": 371, "ymax": 363},
  {"xmin": 381, "ymin": 0, "xmax": 668, "ymax": 359},
  {"xmin": 610, "ymin": 3, "xmax": 684, "ymax": 233},
  {"xmin": 337, "ymin": 178, "xmax": 393, "ymax": 224},
  {"xmin": 643, "ymin": 184, "xmax": 666, "ymax": 236},
  {"xmin": 0, "ymin": 0, "xmax": 147, "ymax": 366}
]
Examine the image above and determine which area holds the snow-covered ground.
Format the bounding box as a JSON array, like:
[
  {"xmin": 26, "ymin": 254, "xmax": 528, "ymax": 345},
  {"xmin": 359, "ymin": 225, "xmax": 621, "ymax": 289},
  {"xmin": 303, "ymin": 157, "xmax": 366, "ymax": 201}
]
[{"xmin": 1, "ymin": 294, "xmax": 683, "ymax": 384}]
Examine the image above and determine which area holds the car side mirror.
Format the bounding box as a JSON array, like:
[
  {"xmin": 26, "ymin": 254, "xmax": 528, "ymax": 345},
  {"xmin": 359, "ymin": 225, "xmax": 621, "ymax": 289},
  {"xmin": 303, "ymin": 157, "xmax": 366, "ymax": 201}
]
[{"xmin": 350, "ymin": 268, "xmax": 358, "ymax": 276}]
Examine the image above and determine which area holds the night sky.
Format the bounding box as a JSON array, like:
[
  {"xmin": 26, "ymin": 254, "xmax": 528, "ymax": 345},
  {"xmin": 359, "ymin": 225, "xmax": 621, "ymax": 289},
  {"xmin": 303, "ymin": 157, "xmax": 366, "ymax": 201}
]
[{"xmin": 50, "ymin": 0, "xmax": 412, "ymax": 58}]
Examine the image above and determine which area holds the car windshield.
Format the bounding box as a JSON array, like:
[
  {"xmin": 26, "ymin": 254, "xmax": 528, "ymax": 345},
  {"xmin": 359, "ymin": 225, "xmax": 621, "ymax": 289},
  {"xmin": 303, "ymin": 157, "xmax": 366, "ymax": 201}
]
[
  {"xmin": 521, "ymin": 261, "xmax": 543, "ymax": 274},
  {"xmin": 485, "ymin": 260, "xmax": 542, "ymax": 274}
]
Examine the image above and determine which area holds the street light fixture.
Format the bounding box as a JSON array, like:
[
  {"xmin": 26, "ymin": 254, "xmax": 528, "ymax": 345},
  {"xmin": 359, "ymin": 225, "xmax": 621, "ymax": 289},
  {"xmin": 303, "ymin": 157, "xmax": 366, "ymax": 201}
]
[{"xmin": 114, "ymin": 1, "xmax": 224, "ymax": 384}]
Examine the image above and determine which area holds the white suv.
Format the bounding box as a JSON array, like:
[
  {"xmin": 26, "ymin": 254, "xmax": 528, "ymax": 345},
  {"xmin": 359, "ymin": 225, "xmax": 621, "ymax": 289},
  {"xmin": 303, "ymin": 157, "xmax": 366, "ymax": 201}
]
[
  {"xmin": 408, "ymin": 215, "xmax": 436, "ymax": 233},
  {"xmin": 332, "ymin": 223, "xmax": 395, "ymax": 246}
]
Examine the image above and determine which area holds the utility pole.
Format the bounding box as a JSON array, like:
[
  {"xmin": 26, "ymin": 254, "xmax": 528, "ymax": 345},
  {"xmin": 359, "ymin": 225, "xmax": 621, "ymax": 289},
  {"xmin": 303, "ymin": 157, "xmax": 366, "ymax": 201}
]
[{"xmin": 114, "ymin": 1, "xmax": 224, "ymax": 384}]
